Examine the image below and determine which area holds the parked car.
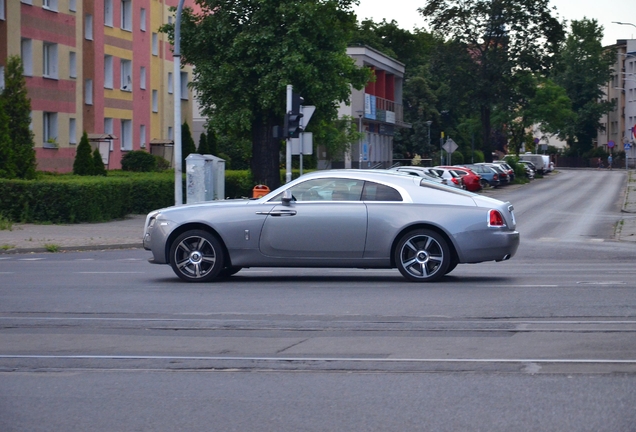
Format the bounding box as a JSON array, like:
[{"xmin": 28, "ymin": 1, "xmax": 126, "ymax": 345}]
[
  {"xmin": 463, "ymin": 164, "xmax": 500, "ymax": 188},
  {"xmin": 505, "ymin": 153, "xmax": 545, "ymax": 174},
  {"xmin": 516, "ymin": 160, "xmax": 536, "ymax": 179},
  {"xmin": 143, "ymin": 170, "xmax": 520, "ymax": 283},
  {"xmin": 477, "ymin": 163, "xmax": 510, "ymax": 185},
  {"xmin": 437, "ymin": 166, "xmax": 482, "ymax": 192},
  {"xmin": 390, "ymin": 166, "xmax": 464, "ymax": 189},
  {"xmin": 492, "ymin": 161, "xmax": 515, "ymax": 182},
  {"xmin": 388, "ymin": 166, "xmax": 446, "ymax": 185}
]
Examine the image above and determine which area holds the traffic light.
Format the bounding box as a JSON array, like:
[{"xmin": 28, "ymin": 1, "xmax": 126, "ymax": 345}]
[
  {"xmin": 285, "ymin": 91, "xmax": 304, "ymax": 138},
  {"xmin": 284, "ymin": 112, "xmax": 304, "ymax": 139}
]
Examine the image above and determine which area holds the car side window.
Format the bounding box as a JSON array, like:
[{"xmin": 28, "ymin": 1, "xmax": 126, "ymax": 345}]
[
  {"xmin": 269, "ymin": 178, "xmax": 364, "ymax": 202},
  {"xmin": 362, "ymin": 182, "xmax": 402, "ymax": 202}
]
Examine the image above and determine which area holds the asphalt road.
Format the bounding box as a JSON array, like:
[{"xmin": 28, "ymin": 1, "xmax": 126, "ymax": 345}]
[{"xmin": 1, "ymin": 169, "xmax": 635, "ymax": 431}]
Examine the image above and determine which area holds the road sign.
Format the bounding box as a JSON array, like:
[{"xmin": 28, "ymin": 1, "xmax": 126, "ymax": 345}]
[
  {"xmin": 442, "ymin": 138, "xmax": 458, "ymax": 153},
  {"xmin": 625, "ymin": 142, "xmax": 632, "ymax": 151},
  {"xmin": 290, "ymin": 132, "xmax": 313, "ymax": 155},
  {"xmin": 300, "ymin": 106, "xmax": 315, "ymax": 129},
  {"xmin": 608, "ymin": 140, "xmax": 615, "ymax": 148}
]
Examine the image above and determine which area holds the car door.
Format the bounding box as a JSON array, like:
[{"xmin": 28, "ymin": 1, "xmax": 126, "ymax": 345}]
[{"xmin": 259, "ymin": 178, "xmax": 367, "ymax": 259}]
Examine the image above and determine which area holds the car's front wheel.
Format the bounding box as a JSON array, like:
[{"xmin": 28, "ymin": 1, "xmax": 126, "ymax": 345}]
[
  {"xmin": 169, "ymin": 230, "xmax": 224, "ymax": 282},
  {"xmin": 395, "ymin": 229, "xmax": 450, "ymax": 282}
]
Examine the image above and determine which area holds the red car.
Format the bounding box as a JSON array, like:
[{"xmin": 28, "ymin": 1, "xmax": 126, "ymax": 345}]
[{"xmin": 437, "ymin": 166, "xmax": 483, "ymax": 192}]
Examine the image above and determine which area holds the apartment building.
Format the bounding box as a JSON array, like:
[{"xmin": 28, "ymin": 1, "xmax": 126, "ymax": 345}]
[
  {"xmin": 599, "ymin": 39, "xmax": 636, "ymax": 156},
  {"xmin": 0, "ymin": 0, "xmax": 195, "ymax": 172},
  {"xmin": 331, "ymin": 45, "xmax": 409, "ymax": 170}
]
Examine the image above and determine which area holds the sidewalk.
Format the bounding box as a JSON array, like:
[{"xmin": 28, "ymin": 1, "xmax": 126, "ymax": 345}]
[
  {"xmin": 618, "ymin": 169, "xmax": 636, "ymax": 242},
  {"xmin": 0, "ymin": 214, "xmax": 146, "ymax": 254},
  {"xmin": 1, "ymin": 171, "xmax": 636, "ymax": 254}
]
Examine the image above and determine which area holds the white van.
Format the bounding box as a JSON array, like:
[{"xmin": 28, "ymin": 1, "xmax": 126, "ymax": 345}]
[
  {"xmin": 503, "ymin": 153, "xmax": 546, "ymax": 174},
  {"xmin": 519, "ymin": 153, "xmax": 546, "ymax": 174}
]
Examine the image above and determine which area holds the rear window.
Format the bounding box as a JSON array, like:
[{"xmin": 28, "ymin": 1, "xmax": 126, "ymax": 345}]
[{"xmin": 362, "ymin": 182, "xmax": 402, "ymax": 201}]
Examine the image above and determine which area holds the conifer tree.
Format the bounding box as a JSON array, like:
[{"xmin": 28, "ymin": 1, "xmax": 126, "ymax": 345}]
[
  {"xmin": 181, "ymin": 121, "xmax": 197, "ymax": 172},
  {"xmin": 0, "ymin": 56, "xmax": 36, "ymax": 179},
  {"xmin": 0, "ymin": 98, "xmax": 17, "ymax": 179},
  {"xmin": 197, "ymin": 131, "xmax": 210, "ymax": 155},
  {"xmin": 92, "ymin": 147, "xmax": 107, "ymax": 176},
  {"xmin": 207, "ymin": 125, "xmax": 218, "ymax": 156},
  {"xmin": 73, "ymin": 132, "xmax": 93, "ymax": 175}
]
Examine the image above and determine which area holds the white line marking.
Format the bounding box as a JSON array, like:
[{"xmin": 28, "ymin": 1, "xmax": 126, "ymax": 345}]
[
  {"xmin": 75, "ymin": 272, "xmax": 145, "ymax": 274},
  {"xmin": 1, "ymin": 354, "xmax": 635, "ymax": 364}
]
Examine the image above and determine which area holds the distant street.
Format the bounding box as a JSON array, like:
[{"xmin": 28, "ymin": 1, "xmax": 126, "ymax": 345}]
[{"xmin": 1, "ymin": 169, "xmax": 635, "ymax": 431}]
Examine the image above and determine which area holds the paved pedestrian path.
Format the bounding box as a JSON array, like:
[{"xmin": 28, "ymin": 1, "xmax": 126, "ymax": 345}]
[{"xmin": 1, "ymin": 170, "xmax": 636, "ymax": 254}]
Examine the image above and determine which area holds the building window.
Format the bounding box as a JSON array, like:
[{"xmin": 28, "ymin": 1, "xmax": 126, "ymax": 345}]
[
  {"xmin": 21, "ymin": 39, "xmax": 33, "ymax": 76},
  {"xmin": 140, "ymin": 8, "xmax": 146, "ymax": 32},
  {"xmin": 140, "ymin": 66, "xmax": 146, "ymax": 89},
  {"xmin": 121, "ymin": 0, "xmax": 132, "ymax": 31},
  {"xmin": 168, "ymin": 72, "xmax": 173, "ymax": 94},
  {"xmin": 152, "ymin": 33, "xmax": 158, "ymax": 56},
  {"xmin": 104, "ymin": 118, "xmax": 114, "ymax": 151},
  {"xmin": 104, "ymin": 0, "xmax": 113, "ymax": 27},
  {"xmin": 69, "ymin": 0, "xmax": 76, "ymax": 12},
  {"xmin": 104, "ymin": 55, "xmax": 113, "ymax": 88},
  {"xmin": 121, "ymin": 119, "xmax": 132, "ymax": 150},
  {"xmin": 85, "ymin": 79, "xmax": 93, "ymax": 105},
  {"xmin": 140, "ymin": 124, "xmax": 146, "ymax": 148},
  {"xmin": 42, "ymin": 0, "xmax": 58, "ymax": 12},
  {"xmin": 180, "ymin": 72, "xmax": 188, "ymax": 100},
  {"xmin": 69, "ymin": 51, "xmax": 76, "ymax": 78},
  {"xmin": 0, "ymin": 66, "xmax": 4, "ymax": 90},
  {"xmin": 69, "ymin": 118, "xmax": 77, "ymax": 144},
  {"xmin": 21, "ymin": 0, "xmax": 33, "ymax": 4},
  {"xmin": 43, "ymin": 42, "xmax": 58, "ymax": 79},
  {"xmin": 168, "ymin": 126, "xmax": 173, "ymax": 141},
  {"xmin": 152, "ymin": 90, "xmax": 158, "ymax": 112},
  {"xmin": 85, "ymin": 14, "xmax": 93, "ymax": 40},
  {"xmin": 0, "ymin": 0, "xmax": 5, "ymax": 20},
  {"xmin": 43, "ymin": 112, "xmax": 58, "ymax": 147},
  {"xmin": 120, "ymin": 59, "xmax": 132, "ymax": 91}
]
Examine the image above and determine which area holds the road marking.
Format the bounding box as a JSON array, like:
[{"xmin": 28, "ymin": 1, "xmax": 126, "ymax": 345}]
[
  {"xmin": 18, "ymin": 258, "xmax": 45, "ymax": 261},
  {"xmin": 75, "ymin": 272, "xmax": 145, "ymax": 274},
  {"xmin": 1, "ymin": 354, "xmax": 636, "ymax": 364}
]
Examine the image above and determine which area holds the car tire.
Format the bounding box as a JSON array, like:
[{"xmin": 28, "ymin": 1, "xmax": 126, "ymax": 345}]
[
  {"xmin": 480, "ymin": 179, "xmax": 490, "ymax": 189},
  {"xmin": 395, "ymin": 229, "xmax": 450, "ymax": 282},
  {"xmin": 169, "ymin": 230, "xmax": 225, "ymax": 282}
]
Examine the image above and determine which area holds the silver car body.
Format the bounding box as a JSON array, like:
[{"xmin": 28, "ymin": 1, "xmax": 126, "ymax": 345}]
[{"xmin": 143, "ymin": 170, "xmax": 519, "ymax": 282}]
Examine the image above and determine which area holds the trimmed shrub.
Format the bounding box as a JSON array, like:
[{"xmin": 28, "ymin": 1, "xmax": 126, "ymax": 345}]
[
  {"xmin": 121, "ymin": 150, "xmax": 157, "ymax": 172},
  {"xmin": 73, "ymin": 132, "xmax": 94, "ymax": 175}
]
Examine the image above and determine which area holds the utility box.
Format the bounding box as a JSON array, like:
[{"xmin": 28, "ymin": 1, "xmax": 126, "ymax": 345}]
[{"xmin": 186, "ymin": 154, "xmax": 226, "ymax": 203}]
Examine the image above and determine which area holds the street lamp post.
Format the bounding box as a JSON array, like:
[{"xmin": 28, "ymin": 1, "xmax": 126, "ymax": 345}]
[
  {"xmin": 173, "ymin": 0, "xmax": 186, "ymax": 206},
  {"xmin": 425, "ymin": 120, "xmax": 432, "ymax": 159}
]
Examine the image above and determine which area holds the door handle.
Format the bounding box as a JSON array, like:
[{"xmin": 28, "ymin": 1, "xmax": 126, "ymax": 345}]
[{"xmin": 269, "ymin": 210, "xmax": 297, "ymax": 217}]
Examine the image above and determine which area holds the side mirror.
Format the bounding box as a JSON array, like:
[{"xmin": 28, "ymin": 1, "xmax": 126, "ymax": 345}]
[{"xmin": 281, "ymin": 189, "xmax": 293, "ymax": 206}]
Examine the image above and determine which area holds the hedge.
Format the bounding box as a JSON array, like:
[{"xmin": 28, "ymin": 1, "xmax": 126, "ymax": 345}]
[{"xmin": 0, "ymin": 170, "xmax": 308, "ymax": 223}]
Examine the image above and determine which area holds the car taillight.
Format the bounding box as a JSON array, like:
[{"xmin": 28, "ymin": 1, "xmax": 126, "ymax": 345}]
[
  {"xmin": 452, "ymin": 178, "xmax": 459, "ymax": 185},
  {"xmin": 488, "ymin": 209, "xmax": 505, "ymax": 227},
  {"xmin": 493, "ymin": 174, "xmax": 498, "ymax": 180}
]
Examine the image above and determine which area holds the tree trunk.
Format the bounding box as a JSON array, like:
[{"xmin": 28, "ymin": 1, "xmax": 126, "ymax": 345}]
[
  {"xmin": 481, "ymin": 105, "xmax": 493, "ymax": 162},
  {"xmin": 251, "ymin": 114, "xmax": 282, "ymax": 190}
]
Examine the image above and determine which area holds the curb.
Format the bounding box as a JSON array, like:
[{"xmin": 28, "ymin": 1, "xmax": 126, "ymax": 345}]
[{"xmin": 0, "ymin": 243, "xmax": 142, "ymax": 255}]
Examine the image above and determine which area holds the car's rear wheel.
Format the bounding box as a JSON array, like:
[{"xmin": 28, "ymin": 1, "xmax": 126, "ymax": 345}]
[
  {"xmin": 395, "ymin": 229, "xmax": 450, "ymax": 282},
  {"xmin": 169, "ymin": 230, "xmax": 224, "ymax": 282},
  {"xmin": 480, "ymin": 178, "xmax": 490, "ymax": 189}
]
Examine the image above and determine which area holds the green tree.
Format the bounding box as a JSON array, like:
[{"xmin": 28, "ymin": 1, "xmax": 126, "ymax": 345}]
[
  {"xmin": 164, "ymin": 0, "xmax": 370, "ymax": 188},
  {"xmin": 420, "ymin": 0, "xmax": 564, "ymax": 161},
  {"xmin": 73, "ymin": 132, "xmax": 94, "ymax": 176},
  {"xmin": 552, "ymin": 18, "xmax": 615, "ymax": 155},
  {"xmin": 0, "ymin": 98, "xmax": 17, "ymax": 178},
  {"xmin": 0, "ymin": 56, "xmax": 36, "ymax": 179},
  {"xmin": 92, "ymin": 148, "xmax": 107, "ymax": 176},
  {"xmin": 181, "ymin": 121, "xmax": 197, "ymax": 172},
  {"xmin": 197, "ymin": 131, "xmax": 210, "ymax": 155}
]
